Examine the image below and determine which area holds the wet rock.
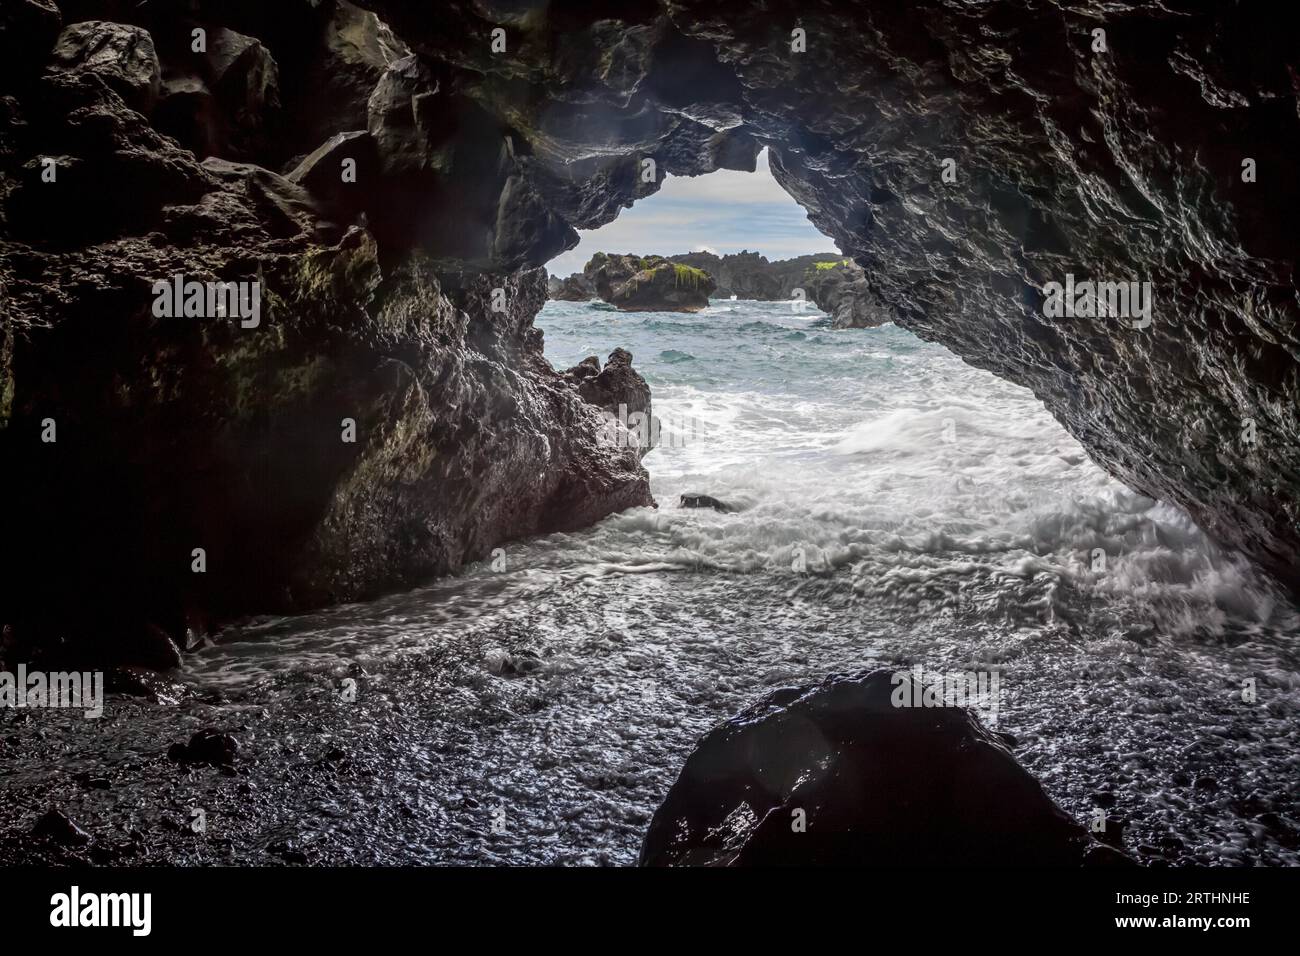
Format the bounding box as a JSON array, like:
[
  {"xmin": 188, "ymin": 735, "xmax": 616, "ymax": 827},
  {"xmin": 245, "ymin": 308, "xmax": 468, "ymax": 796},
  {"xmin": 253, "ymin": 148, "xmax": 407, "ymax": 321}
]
[
  {"xmin": 267, "ymin": 839, "xmax": 309, "ymax": 864},
  {"xmin": 640, "ymin": 669, "xmax": 1127, "ymax": 866},
  {"xmin": 800, "ymin": 260, "xmax": 889, "ymax": 329},
  {"xmin": 73, "ymin": 771, "xmax": 112, "ymax": 790},
  {"xmin": 584, "ymin": 253, "xmax": 715, "ymax": 313},
  {"xmin": 106, "ymin": 666, "xmax": 188, "ymax": 702},
  {"xmin": 548, "ymin": 273, "xmax": 596, "ymax": 301},
  {"xmin": 680, "ymin": 493, "xmax": 735, "ymax": 513},
  {"xmin": 565, "ymin": 348, "xmax": 654, "ymax": 456},
  {"xmin": 483, "ymin": 647, "xmax": 512, "ymax": 675},
  {"xmin": 46, "ymin": 21, "xmax": 161, "ymax": 115},
  {"xmin": 32, "ymin": 808, "xmax": 91, "ymax": 847},
  {"xmin": 1091, "ymin": 790, "xmax": 1118, "ymax": 809},
  {"xmin": 169, "ymin": 729, "xmax": 240, "ymax": 767}
]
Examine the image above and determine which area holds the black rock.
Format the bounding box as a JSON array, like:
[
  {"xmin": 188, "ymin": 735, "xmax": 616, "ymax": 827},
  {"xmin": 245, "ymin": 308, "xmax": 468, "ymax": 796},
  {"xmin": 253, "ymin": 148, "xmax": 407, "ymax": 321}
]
[
  {"xmin": 680, "ymin": 493, "xmax": 735, "ymax": 513},
  {"xmin": 32, "ymin": 808, "xmax": 91, "ymax": 847},
  {"xmin": 169, "ymin": 729, "xmax": 240, "ymax": 767},
  {"xmin": 640, "ymin": 669, "xmax": 1128, "ymax": 866},
  {"xmin": 548, "ymin": 273, "xmax": 596, "ymax": 301},
  {"xmin": 46, "ymin": 21, "xmax": 161, "ymax": 115}
]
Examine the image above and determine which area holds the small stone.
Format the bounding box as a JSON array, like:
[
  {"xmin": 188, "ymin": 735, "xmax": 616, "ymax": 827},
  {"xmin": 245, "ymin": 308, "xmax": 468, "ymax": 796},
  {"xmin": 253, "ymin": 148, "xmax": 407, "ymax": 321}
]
[{"xmin": 32, "ymin": 808, "xmax": 91, "ymax": 847}]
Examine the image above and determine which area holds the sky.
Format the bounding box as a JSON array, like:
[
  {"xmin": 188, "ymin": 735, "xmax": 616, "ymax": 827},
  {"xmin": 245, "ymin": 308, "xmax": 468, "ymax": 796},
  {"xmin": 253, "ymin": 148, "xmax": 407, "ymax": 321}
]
[{"xmin": 546, "ymin": 148, "xmax": 838, "ymax": 277}]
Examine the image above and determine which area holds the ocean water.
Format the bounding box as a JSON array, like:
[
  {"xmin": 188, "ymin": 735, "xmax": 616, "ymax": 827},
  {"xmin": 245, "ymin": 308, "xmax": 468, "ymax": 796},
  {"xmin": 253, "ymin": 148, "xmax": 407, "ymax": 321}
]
[{"xmin": 80, "ymin": 298, "xmax": 1298, "ymax": 865}]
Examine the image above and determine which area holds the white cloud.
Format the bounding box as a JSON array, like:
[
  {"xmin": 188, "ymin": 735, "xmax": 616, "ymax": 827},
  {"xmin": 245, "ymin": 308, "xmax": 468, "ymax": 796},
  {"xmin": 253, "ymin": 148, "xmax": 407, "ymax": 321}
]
[{"xmin": 546, "ymin": 148, "xmax": 837, "ymax": 276}]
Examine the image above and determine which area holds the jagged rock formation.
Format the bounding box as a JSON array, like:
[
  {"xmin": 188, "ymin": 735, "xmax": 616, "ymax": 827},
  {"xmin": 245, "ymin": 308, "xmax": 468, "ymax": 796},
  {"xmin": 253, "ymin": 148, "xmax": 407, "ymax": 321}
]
[
  {"xmin": 583, "ymin": 252, "xmax": 715, "ymax": 312},
  {"xmin": 801, "ymin": 259, "xmax": 890, "ymax": 329},
  {"xmin": 563, "ymin": 348, "xmax": 655, "ymax": 457},
  {"xmin": 0, "ymin": 3, "xmax": 653, "ymax": 666},
  {"xmin": 3, "ymin": 0, "xmax": 1300, "ymax": 667},
  {"xmin": 667, "ymin": 250, "xmax": 841, "ymax": 300},
  {"xmin": 641, "ymin": 669, "xmax": 1130, "ymax": 866},
  {"xmin": 547, "ymin": 272, "xmax": 595, "ymax": 301}
]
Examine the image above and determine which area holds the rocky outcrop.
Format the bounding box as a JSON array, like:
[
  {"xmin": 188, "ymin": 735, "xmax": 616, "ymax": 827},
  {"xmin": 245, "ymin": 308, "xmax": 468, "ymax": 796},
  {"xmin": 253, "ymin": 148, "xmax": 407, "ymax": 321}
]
[
  {"xmin": 583, "ymin": 252, "xmax": 715, "ymax": 312},
  {"xmin": 563, "ymin": 348, "xmax": 655, "ymax": 457},
  {"xmin": 47, "ymin": 21, "xmax": 161, "ymax": 115},
  {"xmin": 547, "ymin": 272, "xmax": 595, "ymax": 301},
  {"xmin": 641, "ymin": 669, "xmax": 1127, "ymax": 866},
  {"xmin": 0, "ymin": 4, "xmax": 653, "ymax": 668},
  {"xmin": 801, "ymin": 259, "xmax": 890, "ymax": 329},
  {"xmin": 667, "ymin": 250, "xmax": 842, "ymax": 300}
]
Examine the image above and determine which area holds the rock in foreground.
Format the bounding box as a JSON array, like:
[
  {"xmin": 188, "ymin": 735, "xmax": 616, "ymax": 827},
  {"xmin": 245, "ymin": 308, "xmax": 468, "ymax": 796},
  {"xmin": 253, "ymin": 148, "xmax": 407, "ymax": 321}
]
[
  {"xmin": 640, "ymin": 669, "xmax": 1124, "ymax": 866},
  {"xmin": 584, "ymin": 253, "xmax": 715, "ymax": 312}
]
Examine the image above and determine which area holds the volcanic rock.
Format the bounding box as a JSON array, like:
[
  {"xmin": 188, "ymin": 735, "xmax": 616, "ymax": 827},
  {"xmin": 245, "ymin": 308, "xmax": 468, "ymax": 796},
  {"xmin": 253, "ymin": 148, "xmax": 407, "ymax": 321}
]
[
  {"xmin": 584, "ymin": 252, "xmax": 715, "ymax": 312},
  {"xmin": 46, "ymin": 21, "xmax": 161, "ymax": 115},
  {"xmin": 565, "ymin": 348, "xmax": 655, "ymax": 457},
  {"xmin": 0, "ymin": 0, "xmax": 61, "ymax": 92},
  {"xmin": 640, "ymin": 669, "xmax": 1125, "ymax": 866},
  {"xmin": 152, "ymin": 25, "xmax": 282, "ymax": 162},
  {"xmin": 800, "ymin": 259, "xmax": 890, "ymax": 329},
  {"xmin": 168, "ymin": 729, "xmax": 240, "ymax": 767},
  {"xmin": 679, "ymin": 493, "xmax": 735, "ymax": 513},
  {"xmin": 32, "ymin": 808, "xmax": 91, "ymax": 847},
  {"xmin": 548, "ymin": 272, "xmax": 596, "ymax": 301}
]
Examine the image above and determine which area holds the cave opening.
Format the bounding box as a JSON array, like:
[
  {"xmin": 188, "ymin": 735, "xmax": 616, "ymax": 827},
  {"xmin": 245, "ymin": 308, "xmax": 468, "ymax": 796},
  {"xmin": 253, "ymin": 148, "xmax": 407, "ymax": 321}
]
[{"xmin": 3, "ymin": 0, "xmax": 1299, "ymax": 876}]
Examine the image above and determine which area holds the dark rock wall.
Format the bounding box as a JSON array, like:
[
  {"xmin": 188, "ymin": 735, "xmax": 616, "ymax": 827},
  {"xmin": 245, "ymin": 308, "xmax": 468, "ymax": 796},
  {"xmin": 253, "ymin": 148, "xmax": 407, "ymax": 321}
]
[{"xmin": 0, "ymin": 2, "xmax": 653, "ymax": 665}]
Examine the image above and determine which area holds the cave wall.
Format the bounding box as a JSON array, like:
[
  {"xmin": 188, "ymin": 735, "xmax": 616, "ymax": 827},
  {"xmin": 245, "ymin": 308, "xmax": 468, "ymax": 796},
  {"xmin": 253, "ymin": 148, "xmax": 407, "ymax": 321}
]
[
  {"xmin": 2, "ymin": 0, "xmax": 1298, "ymax": 663},
  {"xmin": 355, "ymin": 0, "xmax": 1300, "ymax": 589}
]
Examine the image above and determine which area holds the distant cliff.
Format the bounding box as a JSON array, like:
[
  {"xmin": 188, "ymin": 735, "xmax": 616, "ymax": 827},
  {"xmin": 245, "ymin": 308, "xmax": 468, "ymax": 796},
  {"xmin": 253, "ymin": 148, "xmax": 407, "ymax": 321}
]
[
  {"xmin": 548, "ymin": 250, "xmax": 887, "ymax": 327},
  {"xmin": 547, "ymin": 250, "xmax": 850, "ymax": 303},
  {"xmin": 665, "ymin": 250, "xmax": 844, "ymax": 300}
]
